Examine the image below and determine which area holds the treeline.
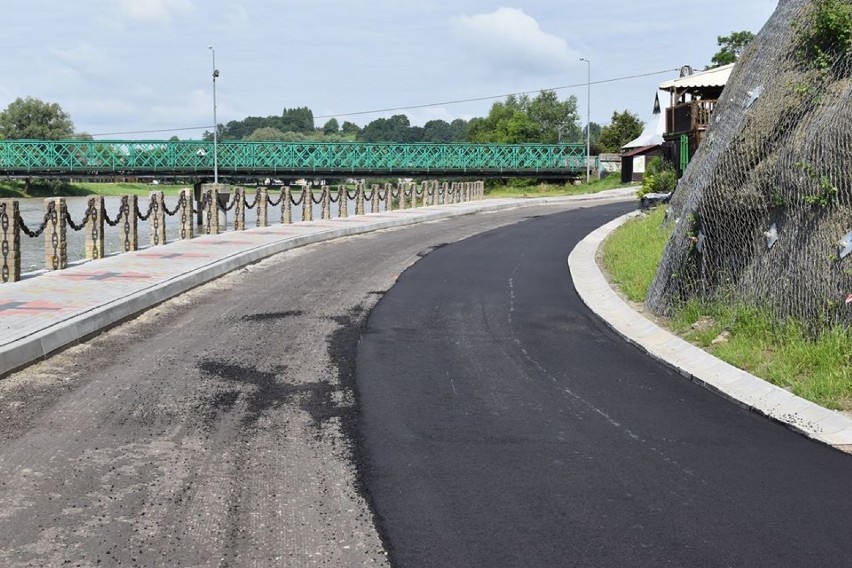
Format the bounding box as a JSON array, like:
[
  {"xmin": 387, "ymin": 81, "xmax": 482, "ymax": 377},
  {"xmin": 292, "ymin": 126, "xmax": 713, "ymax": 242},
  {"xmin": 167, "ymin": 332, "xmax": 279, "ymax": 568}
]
[
  {"xmin": 0, "ymin": 93, "xmax": 644, "ymax": 154},
  {"xmin": 204, "ymin": 90, "xmax": 643, "ymax": 153}
]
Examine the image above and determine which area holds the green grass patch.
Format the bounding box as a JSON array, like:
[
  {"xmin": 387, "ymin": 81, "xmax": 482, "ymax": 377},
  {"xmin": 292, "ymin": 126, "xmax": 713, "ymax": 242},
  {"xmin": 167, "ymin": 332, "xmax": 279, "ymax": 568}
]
[
  {"xmin": 602, "ymin": 208, "xmax": 852, "ymax": 411},
  {"xmin": 485, "ymin": 176, "xmax": 636, "ymax": 199},
  {"xmin": 601, "ymin": 207, "xmax": 671, "ymax": 301},
  {"xmin": 0, "ymin": 180, "xmax": 187, "ymax": 198}
]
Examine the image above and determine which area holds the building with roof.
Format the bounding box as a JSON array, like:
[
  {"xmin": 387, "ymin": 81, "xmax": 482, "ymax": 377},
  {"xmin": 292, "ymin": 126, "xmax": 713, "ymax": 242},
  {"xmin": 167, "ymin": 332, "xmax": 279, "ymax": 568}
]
[
  {"xmin": 659, "ymin": 63, "xmax": 734, "ymax": 173},
  {"xmin": 620, "ymin": 93, "xmax": 667, "ymax": 183}
]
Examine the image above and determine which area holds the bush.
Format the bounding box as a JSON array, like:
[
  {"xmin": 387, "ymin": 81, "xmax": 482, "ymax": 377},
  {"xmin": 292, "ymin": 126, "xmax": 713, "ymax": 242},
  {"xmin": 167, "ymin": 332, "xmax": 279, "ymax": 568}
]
[{"xmin": 638, "ymin": 158, "xmax": 677, "ymax": 197}]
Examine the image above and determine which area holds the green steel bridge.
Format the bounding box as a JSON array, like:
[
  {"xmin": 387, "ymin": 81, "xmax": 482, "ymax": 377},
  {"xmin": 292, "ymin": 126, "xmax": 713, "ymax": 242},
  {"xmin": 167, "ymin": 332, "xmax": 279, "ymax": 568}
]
[{"xmin": 0, "ymin": 140, "xmax": 586, "ymax": 178}]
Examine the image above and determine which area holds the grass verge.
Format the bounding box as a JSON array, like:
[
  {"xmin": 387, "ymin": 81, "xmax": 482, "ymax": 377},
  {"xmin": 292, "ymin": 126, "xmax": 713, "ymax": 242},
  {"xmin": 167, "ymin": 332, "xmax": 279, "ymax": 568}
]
[
  {"xmin": 485, "ymin": 176, "xmax": 635, "ymax": 199},
  {"xmin": 601, "ymin": 207, "xmax": 852, "ymax": 412}
]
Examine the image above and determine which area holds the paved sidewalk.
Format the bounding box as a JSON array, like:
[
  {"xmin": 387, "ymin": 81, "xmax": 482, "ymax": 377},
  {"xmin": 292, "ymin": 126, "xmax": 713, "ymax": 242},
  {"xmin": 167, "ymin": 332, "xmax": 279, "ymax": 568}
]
[
  {"xmin": 569, "ymin": 212, "xmax": 852, "ymax": 452},
  {"xmin": 0, "ymin": 190, "xmax": 634, "ymax": 377}
]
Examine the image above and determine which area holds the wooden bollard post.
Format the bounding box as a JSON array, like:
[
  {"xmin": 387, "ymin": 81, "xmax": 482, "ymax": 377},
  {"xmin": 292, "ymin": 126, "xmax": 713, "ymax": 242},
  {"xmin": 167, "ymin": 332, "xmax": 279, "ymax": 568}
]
[
  {"xmin": 178, "ymin": 188, "xmax": 194, "ymax": 240},
  {"xmin": 356, "ymin": 183, "xmax": 365, "ymax": 216},
  {"xmin": 399, "ymin": 182, "xmax": 407, "ymax": 210},
  {"xmin": 322, "ymin": 187, "xmax": 331, "ymax": 219},
  {"xmin": 84, "ymin": 196, "xmax": 105, "ymax": 260},
  {"xmin": 234, "ymin": 187, "xmax": 246, "ymax": 231},
  {"xmin": 384, "ymin": 183, "xmax": 393, "ymax": 212},
  {"xmin": 119, "ymin": 195, "xmax": 139, "ymax": 252},
  {"xmin": 0, "ymin": 199, "xmax": 21, "ymax": 282},
  {"xmin": 338, "ymin": 186, "xmax": 348, "ymax": 218},
  {"xmin": 282, "ymin": 187, "xmax": 292, "ymax": 224},
  {"xmin": 301, "ymin": 186, "xmax": 312, "ymax": 222},
  {"xmin": 44, "ymin": 197, "xmax": 67, "ymax": 271},
  {"xmin": 148, "ymin": 191, "xmax": 166, "ymax": 246},
  {"xmin": 370, "ymin": 184, "xmax": 379, "ymax": 213},
  {"xmin": 257, "ymin": 188, "xmax": 268, "ymax": 227}
]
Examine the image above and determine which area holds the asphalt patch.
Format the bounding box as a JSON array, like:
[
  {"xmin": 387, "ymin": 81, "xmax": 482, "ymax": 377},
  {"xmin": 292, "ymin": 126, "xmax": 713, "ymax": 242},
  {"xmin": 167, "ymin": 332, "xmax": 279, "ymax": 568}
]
[{"xmin": 240, "ymin": 310, "xmax": 305, "ymax": 322}]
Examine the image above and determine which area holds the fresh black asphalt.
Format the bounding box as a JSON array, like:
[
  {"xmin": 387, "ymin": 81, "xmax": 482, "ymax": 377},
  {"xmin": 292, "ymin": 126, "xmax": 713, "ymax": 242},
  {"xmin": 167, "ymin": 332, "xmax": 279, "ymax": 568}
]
[{"xmin": 356, "ymin": 203, "xmax": 852, "ymax": 568}]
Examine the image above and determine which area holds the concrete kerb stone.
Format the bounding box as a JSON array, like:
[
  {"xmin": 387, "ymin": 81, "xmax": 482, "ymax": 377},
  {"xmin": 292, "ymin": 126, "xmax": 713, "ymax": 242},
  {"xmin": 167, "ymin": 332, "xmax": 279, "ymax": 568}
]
[
  {"xmin": 0, "ymin": 191, "xmax": 634, "ymax": 377},
  {"xmin": 568, "ymin": 211, "xmax": 852, "ymax": 452}
]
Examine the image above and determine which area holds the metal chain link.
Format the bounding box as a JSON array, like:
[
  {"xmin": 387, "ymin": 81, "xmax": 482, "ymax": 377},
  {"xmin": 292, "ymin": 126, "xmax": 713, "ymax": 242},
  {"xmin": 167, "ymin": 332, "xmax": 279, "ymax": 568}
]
[
  {"xmin": 244, "ymin": 190, "xmax": 259, "ymax": 210},
  {"xmin": 137, "ymin": 199, "xmax": 155, "ymax": 221},
  {"xmin": 311, "ymin": 191, "xmax": 323, "ymax": 205},
  {"xmin": 290, "ymin": 191, "xmax": 304, "ymax": 206},
  {"xmin": 104, "ymin": 205, "xmax": 124, "ymax": 227},
  {"xmin": 267, "ymin": 192, "xmax": 283, "ymax": 207},
  {"xmin": 65, "ymin": 199, "xmax": 95, "ymax": 232},
  {"xmin": 163, "ymin": 193, "xmax": 185, "ymax": 216},
  {"xmin": 346, "ymin": 189, "xmax": 358, "ymax": 200},
  {"xmin": 17, "ymin": 204, "xmax": 53, "ymax": 238},
  {"xmin": 328, "ymin": 190, "xmax": 341, "ymax": 204},
  {"xmin": 221, "ymin": 194, "xmax": 237, "ymax": 212}
]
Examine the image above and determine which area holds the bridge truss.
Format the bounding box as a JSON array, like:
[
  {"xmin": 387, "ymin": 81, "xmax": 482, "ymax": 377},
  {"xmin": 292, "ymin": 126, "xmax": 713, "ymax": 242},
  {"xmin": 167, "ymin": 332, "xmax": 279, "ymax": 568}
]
[{"xmin": 0, "ymin": 140, "xmax": 586, "ymax": 178}]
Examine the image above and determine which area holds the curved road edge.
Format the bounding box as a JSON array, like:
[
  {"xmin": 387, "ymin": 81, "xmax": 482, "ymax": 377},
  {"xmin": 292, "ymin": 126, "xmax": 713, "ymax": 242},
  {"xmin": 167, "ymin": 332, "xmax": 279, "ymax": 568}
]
[{"xmin": 569, "ymin": 212, "xmax": 852, "ymax": 453}]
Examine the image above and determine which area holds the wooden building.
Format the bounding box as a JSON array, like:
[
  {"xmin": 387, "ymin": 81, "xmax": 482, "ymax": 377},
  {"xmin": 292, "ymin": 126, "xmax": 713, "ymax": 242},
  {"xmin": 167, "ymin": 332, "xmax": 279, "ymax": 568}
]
[{"xmin": 658, "ymin": 63, "xmax": 734, "ymax": 174}]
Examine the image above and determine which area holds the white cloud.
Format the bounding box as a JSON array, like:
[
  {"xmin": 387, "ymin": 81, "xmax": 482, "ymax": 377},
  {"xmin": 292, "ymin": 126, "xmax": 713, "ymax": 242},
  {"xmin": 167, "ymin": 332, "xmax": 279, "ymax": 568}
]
[
  {"xmin": 117, "ymin": 0, "xmax": 195, "ymax": 24},
  {"xmin": 452, "ymin": 8, "xmax": 579, "ymax": 75}
]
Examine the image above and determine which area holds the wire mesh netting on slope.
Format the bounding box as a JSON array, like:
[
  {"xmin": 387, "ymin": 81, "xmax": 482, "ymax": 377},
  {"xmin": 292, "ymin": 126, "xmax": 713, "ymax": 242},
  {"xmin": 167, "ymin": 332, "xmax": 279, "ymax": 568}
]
[{"xmin": 647, "ymin": 0, "xmax": 852, "ymax": 330}]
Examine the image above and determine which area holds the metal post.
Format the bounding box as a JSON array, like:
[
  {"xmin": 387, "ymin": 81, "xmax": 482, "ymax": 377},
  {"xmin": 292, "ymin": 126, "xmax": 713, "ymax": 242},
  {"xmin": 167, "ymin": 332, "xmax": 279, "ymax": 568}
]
[
  {"xmin": 580, "ymin": 57, "xmax": 591, "ymax": 184},
  {"xmin": 209, "ymin": 46, "xmax": 220, "ymax": 185}
]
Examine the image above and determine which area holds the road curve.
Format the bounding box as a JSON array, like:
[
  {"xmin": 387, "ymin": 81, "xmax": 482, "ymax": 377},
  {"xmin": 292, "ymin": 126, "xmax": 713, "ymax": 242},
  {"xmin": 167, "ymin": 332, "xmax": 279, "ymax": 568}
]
[
  {"xmin": 0, "ymin": 199, "xmax": 611, "ymax": 567},
  {"xmin": 356, "ymin": 203, "xmax": 852, "ymax": 568}
]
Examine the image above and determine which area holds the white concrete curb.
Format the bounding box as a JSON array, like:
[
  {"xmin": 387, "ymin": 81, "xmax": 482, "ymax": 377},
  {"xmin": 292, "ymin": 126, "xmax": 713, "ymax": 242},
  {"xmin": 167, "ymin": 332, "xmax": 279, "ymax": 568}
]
[{"xmin": 568, "ymin": 212, "xmax": 852, "ymax": 451}]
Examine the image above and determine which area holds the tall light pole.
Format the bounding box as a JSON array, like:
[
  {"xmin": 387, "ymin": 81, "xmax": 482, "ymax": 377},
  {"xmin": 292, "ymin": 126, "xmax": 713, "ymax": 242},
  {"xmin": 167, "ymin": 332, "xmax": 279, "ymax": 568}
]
[
  {"xmin": 579, "ymin": 57, "xmax": 591, "ymax": 184},
  {"xmin": 209, "ymin": 45, "xmax": 219, "ymax": 184}
]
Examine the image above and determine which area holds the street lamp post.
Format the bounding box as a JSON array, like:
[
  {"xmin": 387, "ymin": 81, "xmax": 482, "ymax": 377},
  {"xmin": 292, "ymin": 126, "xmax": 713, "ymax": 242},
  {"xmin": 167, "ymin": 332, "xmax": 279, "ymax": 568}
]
[
  {"xmin": 209, "ymin": 46, "xmax": 219, "ymax": 185},
  {"xmin": 579, "ymin": 57, "xmax": 591, "ymax": 184}
]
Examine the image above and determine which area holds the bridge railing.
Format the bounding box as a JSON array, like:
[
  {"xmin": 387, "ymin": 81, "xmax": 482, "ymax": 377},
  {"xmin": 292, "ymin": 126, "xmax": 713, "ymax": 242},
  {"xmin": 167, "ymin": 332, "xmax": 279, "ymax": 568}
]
[
  {"xmin": 0, "ymin": 140, "xmax": 586, "ymax": 175},
  {"xmin": 0, "ymin": 181, "xmax": 484, "ymax": 283}
]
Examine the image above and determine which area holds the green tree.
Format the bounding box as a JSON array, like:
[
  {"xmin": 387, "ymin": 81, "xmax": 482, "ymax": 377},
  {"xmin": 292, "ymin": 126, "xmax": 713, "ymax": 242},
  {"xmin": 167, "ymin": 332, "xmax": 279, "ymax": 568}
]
[
  {"xmin": 708, "ymin": 31, "xmax": 754, "ymax": 68},
  {"xmin": 0, "ymin": 97, "xmax": 74, "ymax": 139},
  {"xmin": 322, "ymin": 118, "xmax": 339, "ymax": 135},
  {"xmin": 529, "ymin": 90, "xmax": 581, "ymax": 143},
  {"xmin": 341, "ymin": 121, "xmax": 360, "ymax": 137},
  {"xmin": 468, "ymin": 95, "xmax": 538, "ymax": 143},
  {"xmin": 246, "ymin": 126, "xmax": 287, "ymax": 141},
  {"xmin": 468, "ymin": 92, "xmax": 579, "ymax": 144},
  {"xmin": 598, "ymin": 110, "xmax": 644, "ymax": 152},
  {"xmin": 281, "ymin": 107, "xmax": 315, "ymax": 133}
]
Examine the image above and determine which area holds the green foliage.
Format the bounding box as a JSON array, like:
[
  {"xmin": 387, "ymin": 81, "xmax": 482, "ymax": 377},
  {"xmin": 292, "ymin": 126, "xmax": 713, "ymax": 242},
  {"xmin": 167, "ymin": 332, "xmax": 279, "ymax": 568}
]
[
  {"xmin": 638, "ymin": 157, "xmax": 677, "ymax": 197},
  {"xmin": 672, "ymin": 300, "xmax": 852, "ymax": 409},
  {"xmin": 322, "ymin": 118, "xmax": 339, "ymax": 135},
  {"xmin": 794, "ymin": 0, "xmax": 852, "ymax": 70},
  {"xmin": 245, "ymin": 126, "xmax": 288, "ymax": 141},
  {"xmin": 708, "ymin": 30, "xmax": 755, "ymax": 68},
  {"xmin": 0, "ymin": 97, "xmax": 75, "ymax": 139},
  {"xmin": 601, "ymin": 207, "xmax": 672, "ymax": 301},
  {"xmin": 795, "ymin": 160, "xmax": 838, "ymax": 207},
  {"xmin": 280, "ymin": 106, "xmax": 315, "ymax": 133},
  {"xmin": 597, "ymin": 110, "xmax": 643, "ymax": 152},
  {"xmin": 468, "ymin": 91, "xmax": 580, "ymax": 144}
]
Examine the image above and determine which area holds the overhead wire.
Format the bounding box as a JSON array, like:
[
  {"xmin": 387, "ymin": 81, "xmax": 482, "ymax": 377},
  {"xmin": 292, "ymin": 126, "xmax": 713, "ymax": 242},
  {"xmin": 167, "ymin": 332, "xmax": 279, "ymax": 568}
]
[{"xmin": 88, "ymin": 67, "xmax": 680, "ymax": 138}]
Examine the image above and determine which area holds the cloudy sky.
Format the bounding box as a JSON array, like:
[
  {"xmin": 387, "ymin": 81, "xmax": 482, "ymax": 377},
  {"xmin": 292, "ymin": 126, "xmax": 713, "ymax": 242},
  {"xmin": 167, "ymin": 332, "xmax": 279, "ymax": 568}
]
[{"xmin": 1, "ymin": 1, "xmax": 778, "ymax": 139}]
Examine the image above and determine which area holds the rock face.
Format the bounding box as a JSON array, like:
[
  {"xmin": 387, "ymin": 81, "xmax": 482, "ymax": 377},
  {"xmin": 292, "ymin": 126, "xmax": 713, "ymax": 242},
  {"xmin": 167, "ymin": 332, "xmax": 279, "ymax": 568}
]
[{"xmin": 647, "ymin": 0, "xmax": 852, "ymax": 329}]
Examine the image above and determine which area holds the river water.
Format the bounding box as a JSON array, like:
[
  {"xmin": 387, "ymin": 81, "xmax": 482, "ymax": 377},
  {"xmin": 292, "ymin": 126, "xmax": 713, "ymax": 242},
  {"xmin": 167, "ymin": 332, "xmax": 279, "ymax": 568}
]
[{"xmin": 14, "ymin": 192, "xmax": 369, "ymax": 274}]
